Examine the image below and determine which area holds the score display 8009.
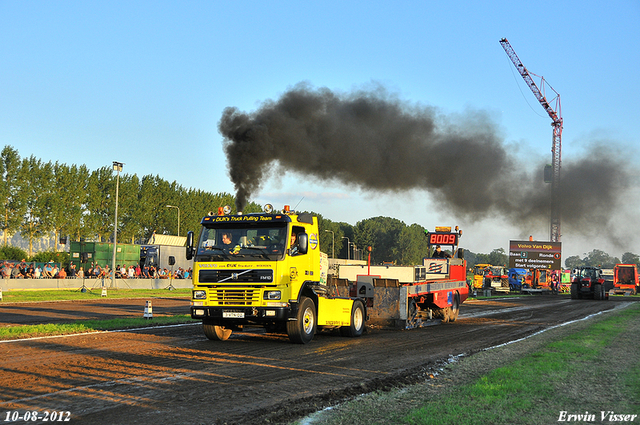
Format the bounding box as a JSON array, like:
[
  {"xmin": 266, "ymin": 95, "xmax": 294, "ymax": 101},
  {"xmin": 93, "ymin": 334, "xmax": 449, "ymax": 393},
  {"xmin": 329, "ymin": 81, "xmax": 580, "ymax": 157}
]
[{"xmin": 428, "ymin": 232, "xmax": 458, "ymax": 246}]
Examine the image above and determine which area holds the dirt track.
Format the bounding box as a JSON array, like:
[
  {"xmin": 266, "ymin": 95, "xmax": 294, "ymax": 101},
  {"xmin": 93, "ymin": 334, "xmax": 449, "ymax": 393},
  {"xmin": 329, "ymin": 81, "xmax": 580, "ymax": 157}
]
[{"xmin": 0, "ymin": 295, "xmax": 633, "ymax": 424}]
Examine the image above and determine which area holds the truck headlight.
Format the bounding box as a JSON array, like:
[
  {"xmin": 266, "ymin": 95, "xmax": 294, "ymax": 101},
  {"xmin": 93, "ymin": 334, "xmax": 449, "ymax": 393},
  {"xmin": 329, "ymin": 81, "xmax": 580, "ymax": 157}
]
[
  {"xmin": 264, "ymin": 290, "xmax": 281, "ymax": 300},
  {"xmin": 193, "ymin": 290, "xmax": 207, "ymax": 300}
]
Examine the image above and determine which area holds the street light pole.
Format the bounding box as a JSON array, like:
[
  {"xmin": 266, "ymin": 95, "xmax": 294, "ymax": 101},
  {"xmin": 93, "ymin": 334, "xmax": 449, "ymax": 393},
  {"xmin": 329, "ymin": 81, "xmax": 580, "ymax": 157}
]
[
  {"xmin": 342, "ymin": 236, "xmax": 350, "ymax": 260},
  {"xmin": 324, "ymin": 230, "xmax": 334, "ymax": 258},
  {"xmin": 166, "ymin": 205, "xmax": 180, "ymax": 236},
  {"xmin": 111, "ymin": 161, "xmax": 124, "ymax": 289}
]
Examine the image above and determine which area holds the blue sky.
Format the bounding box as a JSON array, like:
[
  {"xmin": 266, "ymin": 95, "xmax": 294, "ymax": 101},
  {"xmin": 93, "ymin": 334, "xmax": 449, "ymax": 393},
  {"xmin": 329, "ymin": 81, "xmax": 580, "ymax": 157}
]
[{"xmin": 1, "ymin": 1, "xmax": 639, "ymax": 260}]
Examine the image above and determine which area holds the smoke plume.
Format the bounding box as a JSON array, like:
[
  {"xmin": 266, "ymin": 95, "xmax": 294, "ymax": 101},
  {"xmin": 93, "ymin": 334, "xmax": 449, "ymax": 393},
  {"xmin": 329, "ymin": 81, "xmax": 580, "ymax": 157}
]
[{"xmin": 218, "ymin": 82, "xmax": 635, "ymax": 239}]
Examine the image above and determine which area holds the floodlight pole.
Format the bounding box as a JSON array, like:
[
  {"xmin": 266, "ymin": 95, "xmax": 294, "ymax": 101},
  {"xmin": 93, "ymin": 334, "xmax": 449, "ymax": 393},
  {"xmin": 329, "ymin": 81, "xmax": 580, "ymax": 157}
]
[
  {"xmin": 324, "ymin": 230, "xmax": 334, "ymax": 258},
  {"xmin": 111, "ymin": 161, "xmax": 123, "ymax": 288},
  {"xmin": 342, "ymin": 236, "xmax": 350, "ymax": 260}
]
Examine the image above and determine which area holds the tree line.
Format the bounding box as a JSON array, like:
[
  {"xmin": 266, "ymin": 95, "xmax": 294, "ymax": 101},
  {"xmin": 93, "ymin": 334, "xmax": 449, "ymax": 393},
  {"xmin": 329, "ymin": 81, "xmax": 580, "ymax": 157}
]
[
  {"xmin": 0, "ymin": 145, "xmax": 262, "ymax": 256},
  {"xmin": 2, "ymin": 145, "xmax": 638, "ymax": 268}
]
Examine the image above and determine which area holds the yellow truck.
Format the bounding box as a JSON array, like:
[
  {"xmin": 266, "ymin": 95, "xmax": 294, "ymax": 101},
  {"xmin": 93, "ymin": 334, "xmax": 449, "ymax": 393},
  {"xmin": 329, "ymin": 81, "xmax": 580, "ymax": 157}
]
[
  {"xmin": 187, "ymin": 204, "xmax": 365, "ymax": 344},
  {"xmin": 187, "ymin": 205, "xmax": 469, "ymax": 344}
]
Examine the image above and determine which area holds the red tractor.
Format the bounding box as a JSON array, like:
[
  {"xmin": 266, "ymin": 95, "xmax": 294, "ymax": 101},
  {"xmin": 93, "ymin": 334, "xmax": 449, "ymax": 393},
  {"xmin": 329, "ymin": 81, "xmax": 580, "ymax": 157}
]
[{"xmin": 571, "ymin": 266, "xmax": 612, "ymax": 300}]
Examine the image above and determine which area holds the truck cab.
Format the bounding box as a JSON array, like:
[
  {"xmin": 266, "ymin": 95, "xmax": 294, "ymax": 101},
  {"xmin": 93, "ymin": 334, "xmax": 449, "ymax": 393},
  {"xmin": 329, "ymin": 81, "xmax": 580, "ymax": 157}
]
[{"xmin": 187, "ymin": 204, "xmax": 364, "ymax": 344}]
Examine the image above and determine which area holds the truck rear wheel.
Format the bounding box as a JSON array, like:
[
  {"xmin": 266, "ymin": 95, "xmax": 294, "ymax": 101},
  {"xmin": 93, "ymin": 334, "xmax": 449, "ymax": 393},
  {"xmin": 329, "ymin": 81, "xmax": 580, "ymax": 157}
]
[
  {"xmin": 203, "ymin": 323, "xmax": 232, "ymax": 341},
  {"xmin": 340, "ymin": 300, "xmax": 365, "ymax": 337},
  {"xmin": 449, "ymin": 294, "xmax": 460, "ymax": 322},
  {"xmin": 287, "ymin": 297, "xmax": 316, "ymax": 344}
]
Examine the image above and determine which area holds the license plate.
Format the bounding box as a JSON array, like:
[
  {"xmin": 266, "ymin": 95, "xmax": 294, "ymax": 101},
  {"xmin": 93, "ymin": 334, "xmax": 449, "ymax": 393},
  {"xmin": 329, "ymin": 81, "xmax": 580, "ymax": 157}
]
[{"xmin": 223, "ymin": 311, "xmax": 244, "ymax": 318}]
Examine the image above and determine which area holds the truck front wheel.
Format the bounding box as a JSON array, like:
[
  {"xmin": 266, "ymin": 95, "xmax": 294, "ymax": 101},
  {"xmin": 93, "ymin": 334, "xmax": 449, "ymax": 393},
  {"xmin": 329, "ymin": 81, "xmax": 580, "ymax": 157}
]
[
  {"xmin": 203, "ymin": 322, "xmax": 232, "ymax": 341},
  {"xmin": 340, "ymin": 300, "xmax": 365, "ymax": 337},
  {"xmin": 287, "ymin": 297, "xmax": 316, "ymax": 344}
]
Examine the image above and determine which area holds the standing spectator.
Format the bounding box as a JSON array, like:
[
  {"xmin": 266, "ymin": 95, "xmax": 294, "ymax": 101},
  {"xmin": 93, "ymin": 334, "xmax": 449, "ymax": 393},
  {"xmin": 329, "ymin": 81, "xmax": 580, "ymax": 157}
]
[
  {"xmin": 78, "ymin": 267, "xmax": 85, "ymax": 278},
  {"xmin": 34, "ymin": 265, "xmax": 42, "ymax": 279},
  {"xmin": 128, "ymin": 265, "xmax": 135, "ymax": 279},
  {"xmin": 135, "ymin": 264, "xmax": 141, "ymax": 278}
]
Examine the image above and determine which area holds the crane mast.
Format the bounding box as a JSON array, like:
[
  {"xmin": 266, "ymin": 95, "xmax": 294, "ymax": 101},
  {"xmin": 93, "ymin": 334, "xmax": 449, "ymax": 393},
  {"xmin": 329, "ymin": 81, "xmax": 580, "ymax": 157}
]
[{"xmin": 499, "ymin": 38, "xmax": 563, "ymax": 242}]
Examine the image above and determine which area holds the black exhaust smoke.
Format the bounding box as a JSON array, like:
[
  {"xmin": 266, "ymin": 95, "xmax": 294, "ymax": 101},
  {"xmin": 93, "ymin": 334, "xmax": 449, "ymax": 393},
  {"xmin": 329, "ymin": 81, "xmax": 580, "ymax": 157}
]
[{"xmin": 218, "ymin": 82, "xmax": 634, "ymax": 243}]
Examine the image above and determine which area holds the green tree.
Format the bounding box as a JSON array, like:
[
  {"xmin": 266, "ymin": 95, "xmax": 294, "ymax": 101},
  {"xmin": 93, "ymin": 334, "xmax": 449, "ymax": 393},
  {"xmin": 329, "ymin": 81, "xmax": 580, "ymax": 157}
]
[
  {"xmin": 117, "ymin": 173, "xmax": 143, "ymax": 243},
  {"xmin": 19, "ymin": 156, "xmax": 55, "ymax": 256},
  {"xmin": 85, "ymin": 166, "xmax": 116, "ymax": 241},
  {"xmin": 353, "ymin": 216, "xmax": 405, "ymax": 264},
  {"xmin": 394, "ymin": 224, "xmax": 430, "ymax": 265},
  {"xmin": 486, "ymin": 248, "xmax": 508, "ymax": 267},
  {"xmin": 50, "ymin": 162, "xmax": 91, "ymax": 249},
  {"xmin": 0, "ymin": 245, "xmax": 28, "ymax": 261},
  {"xmin": 565, "ymin": 255, "xmax": 584, "ymax": 270},
  {"xmin": 317, "ymin": 214, "xmax": 344, "ymax": 259},
  {"xmin": 621, "ymin": 252, "xmax": 639, "ymax": 266},
  {"xmin": 582, "ymin": 249, "xmax": 619, "ymax": 268},
  {"xmin": 0, "ymin": 146, "xmax": 25, "ymax": 245}
]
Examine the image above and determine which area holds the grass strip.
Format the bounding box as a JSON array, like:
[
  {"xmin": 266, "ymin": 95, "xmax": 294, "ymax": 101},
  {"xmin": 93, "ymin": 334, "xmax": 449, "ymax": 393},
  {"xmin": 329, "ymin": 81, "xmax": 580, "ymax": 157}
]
[
  {"xmin": 0, "ymin": 315, "xmax": 196, "ymax": 340},
  {"xmin": 301, "ymin": 303, "xmax": 640, "ymax": 425},
  {"xmin": 0, "ymin": 288, "xmax": 191, "ymax": 302},
  {"xmin": 403, "ymin": 304, "xmax": 640, "ymax": 424}
]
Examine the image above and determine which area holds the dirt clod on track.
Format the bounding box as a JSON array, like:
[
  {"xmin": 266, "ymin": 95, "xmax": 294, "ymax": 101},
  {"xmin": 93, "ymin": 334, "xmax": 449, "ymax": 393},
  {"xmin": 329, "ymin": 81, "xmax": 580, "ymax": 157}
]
[{"xmin": 0, "ymin": 295, "xmax": 631, "ymax": 424}]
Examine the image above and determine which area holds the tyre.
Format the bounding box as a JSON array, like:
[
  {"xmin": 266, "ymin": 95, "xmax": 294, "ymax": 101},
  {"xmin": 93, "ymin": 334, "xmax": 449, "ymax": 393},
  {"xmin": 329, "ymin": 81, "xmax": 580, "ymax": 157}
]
[
  {"xmin": 203, "ymin": 323, "xmax": 232, "ymax": 341},
  {"xmin": 593, "ymin": 283, "xmax": 602, "ymax": 300},
  {"xmin": 287, "ymin": 296, "xmax": 316, "ymax": 344},
  {"xmin": 448, "ymin": 293, "xmax": 460, "ymax": 322},
  {"xmin": 570, "ymin": 283, "xmax": 580, "ymax": 299},
  {"xmin": 340, "ymin": 300, "xmax": 365, "ymax": 337},
  {"xmin": 439, "ymin": 307, "xmax": 451, "ymax": 323}
]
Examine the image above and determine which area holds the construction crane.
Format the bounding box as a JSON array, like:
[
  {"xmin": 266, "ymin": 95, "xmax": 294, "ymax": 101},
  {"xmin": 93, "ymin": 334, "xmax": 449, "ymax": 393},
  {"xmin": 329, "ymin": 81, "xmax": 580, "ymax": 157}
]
[{"xmin": 499, "ymin": 38, "xmax": 563, "ymax": 243}]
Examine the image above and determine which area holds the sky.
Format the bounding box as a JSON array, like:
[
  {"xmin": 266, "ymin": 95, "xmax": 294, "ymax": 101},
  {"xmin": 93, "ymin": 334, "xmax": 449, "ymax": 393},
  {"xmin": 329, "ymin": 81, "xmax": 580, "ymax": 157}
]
[{"xmin": 1, "ymin": 0, "xmax": 639, "ymax": 262}]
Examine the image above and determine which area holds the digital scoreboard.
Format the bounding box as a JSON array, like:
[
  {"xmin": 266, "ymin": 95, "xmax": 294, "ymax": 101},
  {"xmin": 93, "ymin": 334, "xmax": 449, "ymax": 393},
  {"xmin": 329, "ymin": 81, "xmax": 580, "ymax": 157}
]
[
  {"xmin": 427, "ymin": 232, "xmax": 459, "ymax": 246},
  {"xmin": 509, "ymin": 240, "xmax": 562, "ymax": 269}
]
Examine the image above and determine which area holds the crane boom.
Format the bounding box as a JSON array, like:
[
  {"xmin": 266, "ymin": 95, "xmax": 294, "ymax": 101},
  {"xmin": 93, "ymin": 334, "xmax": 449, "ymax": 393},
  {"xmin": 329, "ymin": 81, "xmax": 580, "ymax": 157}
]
[{"xmin": 499, "ymin": 38, "xmax": 563, "ymax": 243}]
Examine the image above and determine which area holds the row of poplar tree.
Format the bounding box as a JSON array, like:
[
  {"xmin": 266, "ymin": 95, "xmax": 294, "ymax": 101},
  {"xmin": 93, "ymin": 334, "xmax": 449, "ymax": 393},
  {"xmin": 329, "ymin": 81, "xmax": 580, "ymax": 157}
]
[{"xmin": 0, "ymin": 145, "xmax": 262, "ymax": 256}]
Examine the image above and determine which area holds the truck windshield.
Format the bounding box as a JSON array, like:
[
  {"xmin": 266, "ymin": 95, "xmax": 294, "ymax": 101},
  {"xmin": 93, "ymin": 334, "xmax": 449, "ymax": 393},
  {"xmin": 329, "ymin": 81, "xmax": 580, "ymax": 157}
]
[{"xmin": 195, "ymin": 223, "xmax": 288, "ymax": 262}]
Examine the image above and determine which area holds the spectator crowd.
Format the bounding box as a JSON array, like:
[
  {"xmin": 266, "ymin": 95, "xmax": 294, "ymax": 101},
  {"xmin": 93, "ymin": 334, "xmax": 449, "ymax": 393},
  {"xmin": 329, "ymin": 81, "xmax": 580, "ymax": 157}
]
[{"xmin": 0, "ymin": 260, "xmax": 191, "ymax": 280}]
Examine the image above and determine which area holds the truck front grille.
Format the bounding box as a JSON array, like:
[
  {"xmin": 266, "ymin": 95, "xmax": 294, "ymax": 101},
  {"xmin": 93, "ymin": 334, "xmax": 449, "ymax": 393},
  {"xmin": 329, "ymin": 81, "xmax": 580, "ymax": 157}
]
[
  {"xmin": 210, "ymin": 288, "xmax": 259, "ymax": 306},
  {"xmin": 199, "ymin": 269, "xmax": 273, "ymax": 284}
]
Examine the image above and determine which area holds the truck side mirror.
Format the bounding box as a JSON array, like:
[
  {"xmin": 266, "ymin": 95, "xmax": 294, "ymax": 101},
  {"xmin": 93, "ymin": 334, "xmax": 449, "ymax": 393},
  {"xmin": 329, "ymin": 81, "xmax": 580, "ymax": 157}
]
[
  {"xmin": 186, "ymin": 231, "xmax": 194, "ymax": 260},
  {"xmin": 297, "ymin": 233, "xmax": 309, "ymax": 255}
]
